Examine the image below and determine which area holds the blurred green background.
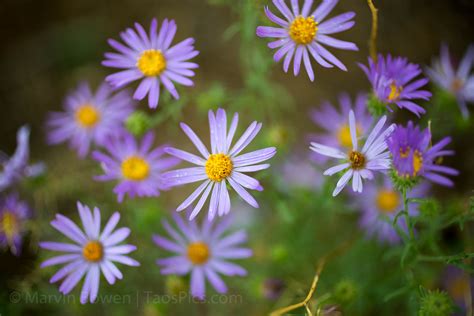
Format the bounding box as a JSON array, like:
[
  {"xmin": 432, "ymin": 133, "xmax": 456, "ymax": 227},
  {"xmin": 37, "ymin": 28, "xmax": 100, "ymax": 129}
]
[{"xmin": 1, "ymin": 0, "xmax": 474, "ymax": 315}]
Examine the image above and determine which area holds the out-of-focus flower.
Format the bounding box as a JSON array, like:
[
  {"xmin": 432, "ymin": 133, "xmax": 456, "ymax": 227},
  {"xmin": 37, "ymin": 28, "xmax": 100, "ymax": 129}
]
[
  {"xmin": 262, "ymin": 278, "xmax": 285, "ymax": 300},
  {"xmin": 441, "ymin": 265, "xmax": 474, "ymax": 314},
  {"xmin": 162, "ymin": 108, "xmax": 276, "ymax": 221},
  {"xmin": 356, "ymin": 177, "xmax": 429, "ymax": 244},
  {"xmin": 359, "ymin": 54, "xmax": 431, "ymax": 117},
  {"xmin": 0, "ymin": 194, "xmax": 30, "ymax": 256},
  {"xmin": 281, "ymin": 154, "xmax": 323, "ymax": 190},
  {"xmin": 309, "ymin": 92, "xmax": 372, "ymax": 164},
  {"xmin": 256, "ymin": 0, "xmax": 357, "ymax": 81},
  {"xmin": 103, "ymin": 18, "xmax": 199, "ymax": 108},
  {"xmin": 0, "ymin": 125, "xmax": 45, "ymax": 192},
  {"xmin": 40, "ymin": 202, "xmax": 139, "ymax": 304},
  {"xmin": 310, "ymin": 110, "xmax": 395, "ymax": 196},
  {"xmin": 92, "ymin": 131, "xmax": 179, "ymax": 203},
  {"xmin": 153, "ymin": 213, "xmax": 252, "ymax": 299},
  {"xmin": 387, "ymin": 122, "xmax": 458, "ymax": 187},
  {"xmin": 426, "ymin": 44, "xmax": 474, "ymax": 118},
  {"xmin": 46, "ymin": 82, "xmax": 135, "ymax": 158}
]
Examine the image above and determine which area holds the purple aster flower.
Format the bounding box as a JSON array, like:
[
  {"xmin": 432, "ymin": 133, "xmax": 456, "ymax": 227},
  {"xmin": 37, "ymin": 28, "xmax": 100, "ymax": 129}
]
[
  {"xmin": 256, "ymin": 0, "xmax": 358, "ymax": 81},
  {"xmin": 92, "ymin": 131, "xmax": 179, "ymax": 203},
  {"xmin": 162, "ymin": 108, "xmax": 277, "ymax": 221},
  {"xmin": 46, "ymin": 82, "xmax": 135, "ymax": 158},
  {"xmin": 441, "ymin": 265, "xmax": 474, "ymax": 314},
  {"xmin": 153, "ymin": 213, "xmax": 252, "ymax": 299},
  {"xmin": 426, "ymin": 44, "xmax": 474, "ymax": 118},
  {"xmin": 356, "ymin": 177, "xmax": 429, "ymax": 244},
  {"xmin": 103, "ymin": 18, "xmax": 199, "ymax": 108},
  {"xmin": 310, "ymin": 110, "xmax": 395, "ymax": 196},
  {"xmin": 387, "ymin": 122, "xmax": 459, "ymax": 186},
  {"xmin": 309, "ymin": 92, "xmax": 372, "ymax": 164},
  {"xmin": 359, "ymin": 54, "xmax": 432, "ymax": 117},
  {"xmin": 0, "ymin": 193, "xmax": 31, "ymax": 256},
  {"xmin": 40, "ymin": 202, "xmax": 139, "ymax": 304},
  {"xmin": 0, "ymin": 125, "xmax": 45, "ymax": 192}
]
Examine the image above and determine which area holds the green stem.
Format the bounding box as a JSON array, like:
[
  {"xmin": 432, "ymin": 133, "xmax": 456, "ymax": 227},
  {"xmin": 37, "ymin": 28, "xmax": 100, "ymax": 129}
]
[{"xmin": 402, "ymin": 187, "xmax": 415, "ymax": 242}]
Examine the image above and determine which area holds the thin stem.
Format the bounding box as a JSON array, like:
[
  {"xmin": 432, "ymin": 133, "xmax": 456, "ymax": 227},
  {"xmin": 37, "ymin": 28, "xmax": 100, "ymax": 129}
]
[
  {"xmin": 402, "ymin": 187, "xmax": 415, "ymax": 242},
  {"xmin": 270, "ymin": 238, "xmax": 354, "ymax": 316},
  {"xmin": 367, "ymin": 0, "xmax": 378, "ymax": 61}
]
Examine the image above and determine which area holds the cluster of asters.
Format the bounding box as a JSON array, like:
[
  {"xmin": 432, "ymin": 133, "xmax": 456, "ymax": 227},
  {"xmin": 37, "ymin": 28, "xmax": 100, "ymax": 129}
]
[
  {"xmin": 40, "ymin": 16, "xmax": 276, "ymax": 302},
  {"xmin": 257, "ymin": 0, "xmax": 469, "ymax": 245},
  {"xmin": 3, "ymin": 0, "xmax": 470, "ymax": 305}
]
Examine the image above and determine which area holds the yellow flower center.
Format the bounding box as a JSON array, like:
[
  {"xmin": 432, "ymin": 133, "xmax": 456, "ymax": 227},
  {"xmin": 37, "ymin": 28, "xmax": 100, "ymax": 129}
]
[
  {"xmin": 387, "ymin": 82, "xmax": 402, "ymax": 102},
  {"xmin": 187, "ymin": 242, "xmax": 210, "ymax": 265},
  {"xmin": 400, "ymin": 147, "xmax": 410, "ymax": 158},
  {"xmin": 448, "ymin": 276, "xmax": 469, "ymax": 300},
  {"xmin": 289, "ymin": 16, "xmax": 318, "ymax": 45},
  {"xmin": 137, "ymin": 49, "xmax": 167, "ymax": 77},
  {"xmin": 121, "ymin": 156, "xmax": 150, "ymax": 181},
  {"xmin": 413, "ymin": 150, "xmax": 423, "ymax": 175},
  {"xmin": 349, "ymin": 151, "xmax": 366, "ymax": 170},
  {"xmin": 205, "ymin": 153, "xmax": 233, "ymax": 182},
  {"xmin": 451, "ymin": 78, "xmax": 464, "ymax": 92},
  {"xmin": 82, "ymin": 241, "xmax": 103, "ymax": 262},
  {"xmin": 337, "ymin": 124, "xmax": 362, "ymax": 148},
  {"xmin": 0, "ymin": 211, "xmax": 18, "ymax": 240},
  {"xmin": 75, "ymin": 104, "xmax": 100, "ymax": 128},
  {"xmin": 376, "ymin": 189, "xmax": 400, "ymax": 213}
]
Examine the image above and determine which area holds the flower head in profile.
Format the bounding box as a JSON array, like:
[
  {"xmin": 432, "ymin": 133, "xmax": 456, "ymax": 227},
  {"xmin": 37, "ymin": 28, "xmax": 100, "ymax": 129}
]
[
  {"xmin": 309, "ymin": 92, "xmax": 372, "ymax": 164},
  {"xmin": 310, "ymin": 110, "xmax": 395, "ymax": 196},
  {"xmin": 0, "ymin": 194, "xmax": 31, "ymax": 256},
  {"xmin": 256, "ymin": 0, "xmax": 358, "ymax": 81},
  {"xmin": 387, "ymin": 122, "xmax": 458, "ymax": 187},
  {"xmin": 40, "ymin": 202, "xmax": 139, "ymax": 304},
  {"xmin": 426, "ymin": 44, "xmax": 474, "ymax": 117},
  {"xmin": 356, "ymin": 177, "xmax": 429, "ymax": 244},
  {"xmin": 163, "ymin": 108, "xmax": 276, "ymax": 221},
  {"xmin": 92, "ymin": 131, "xmax": 179, "ymax": 202},
  {"xmin": 153, "ymin": 213, "xmax": 252, "ymax": 299},
  {"xmin": 359, "ymin": 54, "xmax": 432, "ymax": 116},
  {"xmin": 46, "ymin": 82, "xmax": 135, "ymax": 158},
  {"xmin": 0, "ymin": 126, "xmax": 45, "ymax": 192},
  {"xmin": 103, "ymin": 18, "xmax": 199, "ymax": 108}
]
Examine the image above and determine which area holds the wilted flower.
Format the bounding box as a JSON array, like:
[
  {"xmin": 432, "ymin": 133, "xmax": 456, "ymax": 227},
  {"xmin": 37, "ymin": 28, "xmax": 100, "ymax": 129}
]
[
  {"xmin": 0, "ymin": 194, "xmax": 31, "ymax": 256},
  {"xmin": 40, "ymin": 202, "xmax": 139, "ymax": 304},
  {"xmin": 256, "ymin": 0, "xmax": 357, "ymax": 81},
  {"xmin": 309, "ymin": 92, "xmax": 372, "ymax": 164},
  {"xmin": 310, "ymin": 110, "xmax": 395, "ymax": 196},
  {"xmin": 103, "ymin": 18, "xmax": 199, "ymax": 108},
  {"xmin": 92, "ymin": 131, "xmax": 179, "ymax": 202},
  {"xmin": 0, "ymin": 126, "xmax": 45, "ymax": 192},
  {"xmin": 46, "ymin": 82, "xmax": 135, "ymax": 158},
  {"xmin": 356, "ymin": 177, "xmax": 429, "ymax": 244},
  {"xmin": 387, "ymin": 122, "xmax": 458, "ymax": 187},
  {"xmin": 153, "ymin": 213, "xmax": 252, "ymax": 299},
  {"xmin": 360, "ymin": 54, "xmax": 432, "ymax": 116},
  {"xmin": 426, "ymin": 44, "xmax": 474, "ymax": 117},
  {"xmin": 163, "ymin": 108, "xmax": 276, "ymax": 221}
]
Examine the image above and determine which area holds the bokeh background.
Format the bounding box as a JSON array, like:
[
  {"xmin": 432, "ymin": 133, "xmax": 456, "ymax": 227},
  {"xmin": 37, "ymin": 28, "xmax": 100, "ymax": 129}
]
[{"xmin": 1, "ymin": 0, "xmax": 474, "ymax": 315}]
